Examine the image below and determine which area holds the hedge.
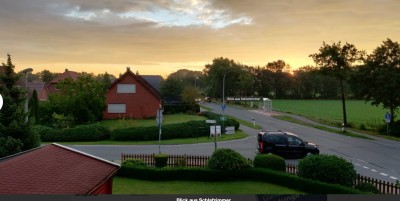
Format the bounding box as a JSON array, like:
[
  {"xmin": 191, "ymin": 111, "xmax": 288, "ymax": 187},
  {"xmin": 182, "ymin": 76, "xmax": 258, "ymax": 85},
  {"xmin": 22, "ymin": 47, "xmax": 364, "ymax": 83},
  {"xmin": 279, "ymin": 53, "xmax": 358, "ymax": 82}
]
[
  {"xmin": 118, "ymin": 165, "xmax": 362, "ymax": 194},
  {"xmin": 163, "ymin": 103, "xmax": 200, "ymax": 114},
  {"xmin": 111, "ymin": 120, "xmax": 209, "ymax": 141},
  {"xmin": 34, "ymin": 124, "xmax": 110, "ymax": 142}
]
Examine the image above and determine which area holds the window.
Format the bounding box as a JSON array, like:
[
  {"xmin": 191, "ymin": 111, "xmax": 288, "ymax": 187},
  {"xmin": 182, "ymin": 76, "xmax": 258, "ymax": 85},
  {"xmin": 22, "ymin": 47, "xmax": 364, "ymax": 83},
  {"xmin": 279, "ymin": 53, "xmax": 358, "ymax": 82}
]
[
  {"xmin": 108, "ymin": 104, "xmax": 126, "ymax": 113},
  {"xmin": 287, "ymin": 136, "xmax": 303, "ymax": 146},
  {"xmin": 117, "ymin": 84, "xmax": 136, "ymax": 93}
]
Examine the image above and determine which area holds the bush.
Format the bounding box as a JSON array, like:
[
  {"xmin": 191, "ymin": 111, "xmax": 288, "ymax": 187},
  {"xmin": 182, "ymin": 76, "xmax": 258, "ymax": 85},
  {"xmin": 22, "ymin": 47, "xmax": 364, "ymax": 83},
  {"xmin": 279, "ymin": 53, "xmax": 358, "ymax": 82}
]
[
  {"xmin": 164, "ymin": 103, "xmax": 200, "ymax": 114},
  {"xmin": 0, "ymin": 136, "xmax": 23, "ymax": 158},
  {"xmin": 253, "ymin": 154, "xmax": 286, "ymax": 172},
  {"xmin": 208, "ymin": 148, "xmax": 251, "ymax": 171},
  {"xmin": 355, "ymin": 182, "xmax": 381, "ymax": 194},
  {"xmin": 298, "ymin": 154, "xmax": 356, "ymax": 187},
  {"xmin": 111, "ymin": 120, "xmax": 209, "ymax": 141},
  {"xmin": 122, "ymin": 159, "xmax": 148, "ymax": 167},
  {"xmin": 155, "ymin": 154, "xmax": 168, "ymax": 168},
  {"xmin": 36, "ymin": 124, "xmax": 110, "ymax": 142}
]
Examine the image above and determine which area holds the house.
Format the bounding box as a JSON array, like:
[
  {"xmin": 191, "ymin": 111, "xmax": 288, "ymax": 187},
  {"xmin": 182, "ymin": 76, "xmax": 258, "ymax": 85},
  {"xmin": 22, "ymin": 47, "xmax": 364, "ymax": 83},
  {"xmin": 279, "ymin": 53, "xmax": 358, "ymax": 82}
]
[
  {"xmin": 27, "ymin": 81, "xmax": 50, "ymax": 101},
  {"xmin": 0, "ymin": 143, "xmax": 120, "ymax": 194},
  {"xmin": 103, "ymin": 67, "xmax": 162, "ymax": 119},
  {"xmin": 141, "ymin": 75, "xmax": 164, "ymax": 93},
  {"xmin": 46, "ymin": 69, "xmax": 79, "ymax": 94}
]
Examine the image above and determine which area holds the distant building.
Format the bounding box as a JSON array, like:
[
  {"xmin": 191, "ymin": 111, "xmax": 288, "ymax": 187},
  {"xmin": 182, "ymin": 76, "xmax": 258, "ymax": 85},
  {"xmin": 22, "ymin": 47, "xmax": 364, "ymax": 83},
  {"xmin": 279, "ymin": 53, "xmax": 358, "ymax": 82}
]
[
  {"xmin": 46, "ymin": 69, "xmax": 79, "ymax": 94},
  {"xmin": 103, "ymin": 67, "xmax": 162, "ymax": 119},
  {"xmin": 0, "ymin": 143, "xmax": 120, "ymax": 194},
  {"xmin": 27, "ymin": 82, "xmax": 50, "ymax": 101}
]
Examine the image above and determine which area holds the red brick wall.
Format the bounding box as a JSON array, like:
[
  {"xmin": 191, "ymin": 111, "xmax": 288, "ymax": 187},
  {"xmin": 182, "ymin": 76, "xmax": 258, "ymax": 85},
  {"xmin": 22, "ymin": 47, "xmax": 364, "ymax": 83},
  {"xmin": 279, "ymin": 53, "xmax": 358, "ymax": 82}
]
[{"xmin": 103, "ymin": 73, "xmax": 161, "ymax": 119}]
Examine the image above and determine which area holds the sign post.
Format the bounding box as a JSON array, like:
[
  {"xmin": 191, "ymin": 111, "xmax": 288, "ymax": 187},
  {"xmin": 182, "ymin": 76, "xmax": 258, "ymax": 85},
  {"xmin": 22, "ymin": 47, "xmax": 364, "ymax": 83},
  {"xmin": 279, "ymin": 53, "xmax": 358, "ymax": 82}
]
[
  {"xmin": 385, "ymin": 112, "xmax": 391, "ymax": 135},
  {"xmin": 206, "ymin": 119, "xmax": 217, "ymax": 150},
  {"xmin": 157, "ymin": 108, "xmax": 164, "ymax": 154}
]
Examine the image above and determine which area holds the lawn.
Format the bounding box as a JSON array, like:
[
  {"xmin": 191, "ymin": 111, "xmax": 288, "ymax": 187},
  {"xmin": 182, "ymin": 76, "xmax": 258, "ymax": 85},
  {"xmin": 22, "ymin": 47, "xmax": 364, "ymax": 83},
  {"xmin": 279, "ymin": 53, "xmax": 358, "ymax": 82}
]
[
  {"xmin": 113, "ymin": 177, "xmax": 304, "ymax": 194},
  {"xmin": 96, "ymin": 114, "xmax": 207, "ymax": 130},
  {"xmin": 271, "ymin": 100, "xmax": 389, "ymax": 129}
]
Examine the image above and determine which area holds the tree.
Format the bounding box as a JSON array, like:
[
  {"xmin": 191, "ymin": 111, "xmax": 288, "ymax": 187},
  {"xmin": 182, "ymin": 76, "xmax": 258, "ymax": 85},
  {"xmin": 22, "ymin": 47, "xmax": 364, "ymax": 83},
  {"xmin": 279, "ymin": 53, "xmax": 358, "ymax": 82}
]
[
  {"xmin": 96, "ymin": 72, "xmax": 116, "ymax": 90},
  {"xmin": 351, "ymin": 38, "xmax": 400, "ymax": 124},
  {"xmin": 39, "ymin": 69, "xmax": 58, "ymax": 83},
  {"xmin": 48, "ymin": 73, "xmax": 107, "ymax": 124},
  {"xmin": 265, "ymin": 60, "xmax": 292, "ymax": 98},
  {"xmin": 181, "ymin": 86, "xmax": 200, "ymax": 105},
  {"xmin": 0, "ymin": 54, "xmax": 40, "ymax": 157},
  {"xmin": 160, "ymin": 77, "xmax": 185, "ymax": 103},
  {"xmin": 29, "ymin": 89, "xmax": 39, "ymax": 124},
  {"xmin": 310, "ymin": 42, "xmax": 365, "ymax": 127}
]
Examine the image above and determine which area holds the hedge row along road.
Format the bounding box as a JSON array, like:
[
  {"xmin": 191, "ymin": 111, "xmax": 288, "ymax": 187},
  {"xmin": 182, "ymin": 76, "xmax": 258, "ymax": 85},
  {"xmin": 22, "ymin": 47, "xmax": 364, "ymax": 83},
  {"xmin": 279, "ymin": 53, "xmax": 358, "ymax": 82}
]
[{"xmin": 68, "ymin": 102, "xmax": 400, "ymax": 183}]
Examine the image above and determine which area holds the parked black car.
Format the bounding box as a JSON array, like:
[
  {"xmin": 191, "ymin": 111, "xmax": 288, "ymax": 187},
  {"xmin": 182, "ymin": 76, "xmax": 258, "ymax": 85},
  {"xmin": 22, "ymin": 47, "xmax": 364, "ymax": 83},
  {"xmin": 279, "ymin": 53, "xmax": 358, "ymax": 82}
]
[{"xmin": 256, "ymin": 130, "xmax": 319, "ymax": 158}]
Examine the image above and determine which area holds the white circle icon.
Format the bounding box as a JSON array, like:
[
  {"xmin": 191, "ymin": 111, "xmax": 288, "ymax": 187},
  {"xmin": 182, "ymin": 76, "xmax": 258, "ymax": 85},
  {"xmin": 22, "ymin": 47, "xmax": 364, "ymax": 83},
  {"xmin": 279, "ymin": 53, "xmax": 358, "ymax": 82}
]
[{"xmin": 0, "ymin": 94, "xmax": 2, "ymax": 110}]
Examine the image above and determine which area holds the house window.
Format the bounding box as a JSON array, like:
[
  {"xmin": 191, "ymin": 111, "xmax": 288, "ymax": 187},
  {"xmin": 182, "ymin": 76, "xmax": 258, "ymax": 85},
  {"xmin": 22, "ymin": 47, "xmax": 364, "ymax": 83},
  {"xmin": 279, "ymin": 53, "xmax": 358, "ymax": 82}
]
[
  {"xmin": 108, "ymin": 104, "xmax": 126, "ymax": 113},
  {"xmin": 117, "ymin": 84, "xmax": 136, "ymax": 93}
]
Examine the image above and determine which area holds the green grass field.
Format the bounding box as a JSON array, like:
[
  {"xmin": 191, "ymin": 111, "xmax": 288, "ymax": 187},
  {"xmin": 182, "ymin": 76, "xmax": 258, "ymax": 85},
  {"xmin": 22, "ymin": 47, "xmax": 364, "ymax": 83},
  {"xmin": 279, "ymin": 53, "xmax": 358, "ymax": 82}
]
[
  {"xmin": 271, "ymin": 100, "xmax": 389, "ymax": 129},
  {"xmin": 113, "ymin": 177, "xmax": 304, "ymax": 194}
]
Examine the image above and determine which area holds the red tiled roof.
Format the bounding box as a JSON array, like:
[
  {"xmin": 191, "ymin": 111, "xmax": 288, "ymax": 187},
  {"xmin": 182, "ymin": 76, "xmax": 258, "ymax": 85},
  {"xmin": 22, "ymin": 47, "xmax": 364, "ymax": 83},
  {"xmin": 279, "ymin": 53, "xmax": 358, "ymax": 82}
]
[
  {"xmin": 49, "ymin": 69, "xmax": 79, "ymax": 84},
  {"xmin": 0, "ymin": 144, "xmax": 120, "ymax": 194}
]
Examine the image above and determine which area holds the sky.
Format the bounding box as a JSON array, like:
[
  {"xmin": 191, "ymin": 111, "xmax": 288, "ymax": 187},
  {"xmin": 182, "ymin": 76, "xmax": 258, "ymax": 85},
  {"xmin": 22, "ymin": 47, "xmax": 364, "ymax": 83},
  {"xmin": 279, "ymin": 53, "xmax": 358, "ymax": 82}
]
[{"xmin": 1, "ymin": 0, "xmax": 399, "ymax": 77}]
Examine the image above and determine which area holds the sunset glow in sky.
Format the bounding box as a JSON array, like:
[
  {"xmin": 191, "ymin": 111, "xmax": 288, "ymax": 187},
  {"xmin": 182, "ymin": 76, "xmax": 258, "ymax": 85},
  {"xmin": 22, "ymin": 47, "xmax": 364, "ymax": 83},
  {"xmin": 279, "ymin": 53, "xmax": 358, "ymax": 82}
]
[{"xmin": 1, "ymin": 0, "xmax": 399, "ymax": 77}]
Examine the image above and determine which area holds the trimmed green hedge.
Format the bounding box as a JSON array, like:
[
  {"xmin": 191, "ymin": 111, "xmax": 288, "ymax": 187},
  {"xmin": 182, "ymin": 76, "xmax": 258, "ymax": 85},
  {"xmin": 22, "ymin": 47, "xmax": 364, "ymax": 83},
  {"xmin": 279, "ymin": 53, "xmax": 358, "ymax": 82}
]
[
  {"xmin": 111, "ymin": 120, "xmax": 209, "ymax": 141},
  {"xmin": 34, "ymin": 124, "xmax": 110, "ymax": 142},
  {"xmin": 118, "ymin": 165, "xmax": 362, "ymax": 194},
  {"xmin": 164, "ymin": 103, "xmax": 200, "ymax": 114},
  {"xmin": 208, "ymin": 148, "xmax": 252, "ymax": 170},
  {"xmin": 253, "ymin": 153, "xmax": 286, "ymax": 172}
]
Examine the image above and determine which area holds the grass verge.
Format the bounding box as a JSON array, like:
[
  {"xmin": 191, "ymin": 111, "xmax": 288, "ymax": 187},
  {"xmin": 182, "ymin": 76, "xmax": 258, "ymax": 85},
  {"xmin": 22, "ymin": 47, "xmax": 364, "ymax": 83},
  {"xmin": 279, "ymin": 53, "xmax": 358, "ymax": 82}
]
[
  {"xmin": 56, "ymin": 130, "xmax": 248, "ymax": 145},
  {"xmin": 273, "ymin": 115, "xmax": 374, "ymax": 140},
  {"xmin": 113, "ymin": 177, "xmax": 304, "ymax": 194}
]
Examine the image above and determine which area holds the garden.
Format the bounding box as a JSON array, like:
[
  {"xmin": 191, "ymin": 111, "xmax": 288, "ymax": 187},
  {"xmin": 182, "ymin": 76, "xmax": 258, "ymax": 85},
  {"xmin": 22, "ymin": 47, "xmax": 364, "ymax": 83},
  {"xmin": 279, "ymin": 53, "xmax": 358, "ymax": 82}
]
[{"xmin": 115, "ymin": 148, "xmax": 384, "ymax": 194}]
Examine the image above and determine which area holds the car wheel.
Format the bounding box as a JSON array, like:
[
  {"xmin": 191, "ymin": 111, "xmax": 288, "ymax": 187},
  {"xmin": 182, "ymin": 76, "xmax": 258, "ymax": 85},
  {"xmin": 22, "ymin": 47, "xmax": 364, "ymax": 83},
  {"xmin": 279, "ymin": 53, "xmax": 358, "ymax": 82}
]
[{"xmin": 306, "ymin": 152, "xmax": 313, "ymax": 156}]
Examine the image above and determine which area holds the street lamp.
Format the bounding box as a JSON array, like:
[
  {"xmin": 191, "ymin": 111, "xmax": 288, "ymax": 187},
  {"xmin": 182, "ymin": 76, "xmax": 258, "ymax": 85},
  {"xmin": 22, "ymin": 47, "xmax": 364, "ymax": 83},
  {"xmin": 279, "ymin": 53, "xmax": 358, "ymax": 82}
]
[
  {"xmin": 222, "ymin": 70, "xmax": 234, "ymax": 134},
  {"xmin": 194, "ymin": 76, "xmax": 199, "ymax": 88},
  {"xmin": 22, "ymin": 68, "xmax": 33, "ymax": 123}
]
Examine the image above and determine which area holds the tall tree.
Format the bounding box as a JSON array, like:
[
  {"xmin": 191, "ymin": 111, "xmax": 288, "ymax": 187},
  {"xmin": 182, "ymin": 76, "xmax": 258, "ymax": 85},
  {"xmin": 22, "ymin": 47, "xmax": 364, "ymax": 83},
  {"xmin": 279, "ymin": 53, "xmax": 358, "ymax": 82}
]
[
  {"xmin": 351, "ymin": 38, "xmax": 400, "ymax": 124},
  {"xmin": 0, "ymin": 54, "xmax": 40, "ymax": 157},
  {"xmin": 29, "ymin": 89, "xmax": 39, "ymax": 124},
  {"xmin": 40, "ymin": 69, "xmax": 58, "ymax": 83},
  {"xmin": 49, "ymin": 73, "xmax": 107, "ymax": 124},
  {"xmin": 265, "ymin": 60, "xmax": 292, "ymax": 98},
  {"xmin": 310, "ymin": 42, "xmax": 365, "ymax": 127}
]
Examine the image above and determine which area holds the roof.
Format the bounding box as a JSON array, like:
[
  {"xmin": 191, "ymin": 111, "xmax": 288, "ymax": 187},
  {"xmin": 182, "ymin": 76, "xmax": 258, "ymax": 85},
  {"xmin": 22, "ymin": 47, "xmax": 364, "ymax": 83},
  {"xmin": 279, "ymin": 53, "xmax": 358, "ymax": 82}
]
[
  {"xmin": 49, "ymin": 69, "xmax": 79, "ymax": 84},
  {"xmin": 141, "ymin": 75, "xmax": 164, "ymax": 92},
  {"xmin": 0, "ymin": 143, "xmax": 120, "ymax": 194},
  {"xmin": 109, "ymin": 67, "xmax": 162, "ymax": 100}
]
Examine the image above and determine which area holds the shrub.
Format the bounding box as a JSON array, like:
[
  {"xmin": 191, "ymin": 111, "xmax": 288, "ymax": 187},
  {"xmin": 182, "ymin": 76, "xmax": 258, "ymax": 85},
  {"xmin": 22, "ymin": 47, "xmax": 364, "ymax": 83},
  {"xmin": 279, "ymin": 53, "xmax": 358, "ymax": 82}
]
[
  {"xmin": 298, "ymin": 154, "xmax": 356, "ymax": 187},
  {"xmin": 355, "ymin": 182, "xmax": 381, "ymax": 194},
  {"xmin": 164, "ymin": 103, "xmax": 200, "ymax": 114},
  {"xmin": 36, "ymin": 124, "xmax": 110, "ymax": 142},
  {"xmin": 0, "ymin": 136, "xmax": 23, "ymax": 158},
  {"xmin": 253, "ymin": 154, "xmax": 286, "ymax": 172},
  {"xmin": 122, "ymin": 159, "xmax": 148, "ymax": 167},
  {"xmin": 111, "ymin": 120, "xmax": 209, "ymax": 141},
  {"xmin": 208, "ymin": 148, "xmax": 251, "ymax": 170},
  {"xmin": 155, "ymin": 153, "xmax": 168, "ymax": 168}
]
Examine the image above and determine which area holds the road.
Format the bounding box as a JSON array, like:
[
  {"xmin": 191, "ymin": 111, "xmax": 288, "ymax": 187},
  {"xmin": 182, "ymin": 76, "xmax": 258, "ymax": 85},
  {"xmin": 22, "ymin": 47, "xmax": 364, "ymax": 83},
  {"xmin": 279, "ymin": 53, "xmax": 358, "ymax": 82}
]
[{"xmin": 68, "ymin": 102, "xmax": 400, "ymax": 183}]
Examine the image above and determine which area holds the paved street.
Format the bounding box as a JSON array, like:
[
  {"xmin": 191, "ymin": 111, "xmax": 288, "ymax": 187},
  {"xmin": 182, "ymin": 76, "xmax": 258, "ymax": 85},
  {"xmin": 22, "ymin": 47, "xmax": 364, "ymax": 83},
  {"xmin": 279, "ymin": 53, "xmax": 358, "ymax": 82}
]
[{"xmin": 68, "ymin": 102, "xmax": 400, "ymax": 183}]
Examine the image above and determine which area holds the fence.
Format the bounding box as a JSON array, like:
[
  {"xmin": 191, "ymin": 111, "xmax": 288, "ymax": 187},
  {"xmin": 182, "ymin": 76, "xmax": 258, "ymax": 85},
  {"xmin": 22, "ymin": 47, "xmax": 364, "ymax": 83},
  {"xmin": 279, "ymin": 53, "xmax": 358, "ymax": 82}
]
[{"xmin": 121, "ymin": 153, "xmax": 400, "ymax": 194}]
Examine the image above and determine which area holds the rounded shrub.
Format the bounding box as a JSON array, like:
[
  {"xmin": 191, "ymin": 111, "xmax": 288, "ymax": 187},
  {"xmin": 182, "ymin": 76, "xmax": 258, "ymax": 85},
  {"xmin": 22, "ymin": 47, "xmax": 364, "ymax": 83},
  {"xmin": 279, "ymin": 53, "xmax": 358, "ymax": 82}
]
[
  {"xmin": 298, "ymin": 154, "xmax": 356, "ymax": 187},
  {"xmin": 154, "ymin": 153, "xmax": 168, "ymax": 168},
  {"xmin": 122, "ymin": 159, "xmax": 148, "ymax": 167},
  {"xmin": 174, "ymin": 157, "xmax": 187, "ymax": 167},
  {"xmin": 355, "ymin": 182, "xmax": 381, "ymax": 194},
  {"xmin": 207, "ymin": 148, "xmax": 251, "ymax": 170},
  {"xmin": 253, "ymin": 153, "xmax": 286, "ymax": 172}
]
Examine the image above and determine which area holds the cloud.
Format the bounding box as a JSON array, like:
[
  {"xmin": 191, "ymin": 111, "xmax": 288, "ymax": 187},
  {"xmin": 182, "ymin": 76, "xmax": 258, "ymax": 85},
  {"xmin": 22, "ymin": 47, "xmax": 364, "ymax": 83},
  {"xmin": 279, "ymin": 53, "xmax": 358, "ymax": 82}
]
[{"xmin": 0, "ymin": 0, "xmax": 400, "ymax": 77}]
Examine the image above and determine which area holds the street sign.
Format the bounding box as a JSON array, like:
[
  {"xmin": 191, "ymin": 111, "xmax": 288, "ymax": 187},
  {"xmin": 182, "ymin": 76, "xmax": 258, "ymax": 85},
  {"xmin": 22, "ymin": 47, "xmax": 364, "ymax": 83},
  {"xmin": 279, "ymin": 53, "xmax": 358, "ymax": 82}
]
[
  {"xmin": 221, "ymin": 104, "xmax": 226, "ymax": 111},
  {"xmin": 206, "ymin": 120, "xmax": 216, "ymax": 124},
  {"xmin": 385, "ymin": 112, "xmax": 391, "ymax": 123},
  {"xmin": 220, "ymin": 116, "xmax": 227, "ymax": 121}
]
